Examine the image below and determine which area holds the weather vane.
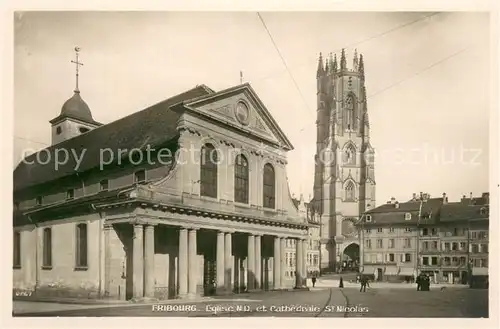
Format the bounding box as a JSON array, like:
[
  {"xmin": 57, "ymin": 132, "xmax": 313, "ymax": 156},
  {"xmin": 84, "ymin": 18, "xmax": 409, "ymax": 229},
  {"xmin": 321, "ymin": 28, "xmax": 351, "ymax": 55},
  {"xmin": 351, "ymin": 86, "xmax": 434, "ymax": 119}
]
[{"xmin": 71, "ymin": 46, "xmax": 84, "ymax": 93}]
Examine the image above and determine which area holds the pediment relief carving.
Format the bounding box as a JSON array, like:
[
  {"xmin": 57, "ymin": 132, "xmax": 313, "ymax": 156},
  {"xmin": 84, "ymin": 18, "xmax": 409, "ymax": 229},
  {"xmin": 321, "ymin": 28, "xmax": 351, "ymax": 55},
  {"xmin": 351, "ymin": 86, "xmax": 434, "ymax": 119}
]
[{"xmin": 183, "ymin": 85, "xmax": 293, "ymax": 151}]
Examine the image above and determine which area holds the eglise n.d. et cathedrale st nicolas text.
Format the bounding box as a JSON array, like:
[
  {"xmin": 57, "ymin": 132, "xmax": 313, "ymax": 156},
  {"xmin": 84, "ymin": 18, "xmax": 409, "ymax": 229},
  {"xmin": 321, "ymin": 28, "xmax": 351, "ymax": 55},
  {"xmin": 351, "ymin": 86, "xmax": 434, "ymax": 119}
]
[{"xmin": 310, "ymin": 49, "xmax": 376, "ymax": 272}]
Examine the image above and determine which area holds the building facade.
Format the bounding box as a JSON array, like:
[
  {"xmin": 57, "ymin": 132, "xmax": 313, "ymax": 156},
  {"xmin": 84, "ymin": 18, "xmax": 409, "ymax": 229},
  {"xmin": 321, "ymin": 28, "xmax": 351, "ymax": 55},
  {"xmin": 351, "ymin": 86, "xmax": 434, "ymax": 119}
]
[
  {"xmin": 357, "ymin": 192, "xmax": 489, "ymax": 285},
  {"xmin": 292, "ymin": 195, "xmax": 321, "ymax": 277},
  {"xmin": 13, "ymin": 80, "xmax": 311, "ymax": 300},
  {"xmin": 310, "ymin": 49, "xmax": 376, "ymax": 273}
]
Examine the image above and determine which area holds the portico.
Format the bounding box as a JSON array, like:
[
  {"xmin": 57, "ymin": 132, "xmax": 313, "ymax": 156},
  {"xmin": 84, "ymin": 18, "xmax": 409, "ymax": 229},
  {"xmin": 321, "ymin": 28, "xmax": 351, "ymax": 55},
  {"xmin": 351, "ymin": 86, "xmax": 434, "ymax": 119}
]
[{"xmin": 101, "ymin": 192, "xmax": 309, "ymax": 300}]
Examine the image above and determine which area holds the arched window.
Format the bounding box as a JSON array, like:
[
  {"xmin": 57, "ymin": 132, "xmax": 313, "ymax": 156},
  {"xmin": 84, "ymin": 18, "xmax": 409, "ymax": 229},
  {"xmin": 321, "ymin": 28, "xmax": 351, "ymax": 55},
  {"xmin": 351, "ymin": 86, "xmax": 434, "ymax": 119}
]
[
  {"xmin": 345, "ymin": 181, "xmax": 355, "ymax": 201},
  {"xmin": 344, "ymin": 94, "xmax": 356, "ymax": 130},
  {"xmin": 200, "ymin": 144, "xmax": 218, "ymax": 198},
  {"xmin": 343, "ymin": 143, "xmax": 356, "ymax": 165},
  {"xmin": 263, "ymin": 163, "xmax": 275, "ymax": 209},
  {"xmin": 234, "ymin": 154, "xmax": 249, "ymax": 203}
]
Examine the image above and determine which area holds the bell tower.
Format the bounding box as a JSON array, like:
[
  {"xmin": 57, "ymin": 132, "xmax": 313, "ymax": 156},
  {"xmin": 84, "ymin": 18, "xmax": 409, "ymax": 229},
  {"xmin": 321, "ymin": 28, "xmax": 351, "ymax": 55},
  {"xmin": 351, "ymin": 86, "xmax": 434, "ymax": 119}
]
[
  {"xmin": 49, "ymin": 47, "xmax": 102, "ymax": 145},
  {"xmin": 312, "ymin": 49, "xmax": 376, "ymax": 273}
]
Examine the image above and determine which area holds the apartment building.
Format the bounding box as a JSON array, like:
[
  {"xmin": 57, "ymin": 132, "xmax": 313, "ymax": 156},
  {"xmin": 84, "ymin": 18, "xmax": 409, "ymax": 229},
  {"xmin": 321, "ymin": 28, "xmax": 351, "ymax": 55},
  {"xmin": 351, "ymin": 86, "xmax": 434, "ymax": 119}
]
[{"xmin": 357, "ymin": 192, "xmax": 489, "ymax": 285}]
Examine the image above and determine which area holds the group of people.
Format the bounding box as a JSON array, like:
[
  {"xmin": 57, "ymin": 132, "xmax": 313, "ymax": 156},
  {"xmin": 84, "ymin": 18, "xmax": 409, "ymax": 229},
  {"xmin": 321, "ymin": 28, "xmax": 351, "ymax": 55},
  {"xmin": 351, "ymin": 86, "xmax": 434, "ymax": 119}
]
[
  {"xmin": 310, "ymin": 272, "xmax": 432, "ymax": 292},
  {"xmin": 416, "ymin": 273, "xmax": 431, "ymax": 291}
]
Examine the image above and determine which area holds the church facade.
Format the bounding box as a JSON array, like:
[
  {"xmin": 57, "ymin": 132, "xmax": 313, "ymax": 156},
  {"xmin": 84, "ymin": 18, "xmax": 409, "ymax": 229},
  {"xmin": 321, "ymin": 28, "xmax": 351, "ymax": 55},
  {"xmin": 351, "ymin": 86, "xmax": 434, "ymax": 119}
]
[
  {"xmin": 13, "ymin": 77, "xmax": 310, "ymax": 300},
  {"xmin": 310, "ymin": 49, "xmax": 376, "ymax": 273}
]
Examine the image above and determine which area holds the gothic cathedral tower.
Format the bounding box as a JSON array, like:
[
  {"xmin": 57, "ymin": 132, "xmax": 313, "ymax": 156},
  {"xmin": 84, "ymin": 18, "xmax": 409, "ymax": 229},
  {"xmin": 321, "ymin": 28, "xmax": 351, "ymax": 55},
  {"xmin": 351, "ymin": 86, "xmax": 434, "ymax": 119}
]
[{"xmin": 312, "ymin": 49, "xmax": 376, "ymax": 272}]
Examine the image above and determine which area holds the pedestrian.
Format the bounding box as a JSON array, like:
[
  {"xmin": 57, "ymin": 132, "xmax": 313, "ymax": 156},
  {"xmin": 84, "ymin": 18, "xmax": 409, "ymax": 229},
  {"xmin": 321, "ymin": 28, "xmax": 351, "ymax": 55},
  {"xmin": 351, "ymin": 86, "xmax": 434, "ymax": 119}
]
[
  {"xmin": 416, "ymin": 274, "xmax": 421, "ymax": 291},
  {"xmin": 422, "ymin": 274, "xmax": 430, "ymax": 291},
  {"xmin": 339, "ymin": 276, "xmax": 344, "ymax": 288},
  {"xmin": 360, "ymin": 276, "xmax": 368, "ymax": 292},
  {"xmin": 312, "ymin": 276, "xmax": 317, "ymax": 288}
]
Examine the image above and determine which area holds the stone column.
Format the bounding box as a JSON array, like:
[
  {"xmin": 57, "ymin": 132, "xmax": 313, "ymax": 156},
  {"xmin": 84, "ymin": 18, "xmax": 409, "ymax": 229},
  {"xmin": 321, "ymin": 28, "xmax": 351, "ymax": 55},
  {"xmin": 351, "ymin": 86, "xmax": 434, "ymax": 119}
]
[
  {"xmin": 188, "ymin": 228, "xmax": 198, "ymax": 298},
  {"xmin": 302, "ymin": 239, "xmax": 308, "ymax": 286},
  {"xmin": 132, "ymin": 224, "xmax": 144, "ymax": 298},
  {"xmin": 273, "ymin": 236, "xmax": 281, "ymax": 290},
  {"xmin": 224, "ymin": 232, "xmax": 233, "ymax": 293},
  {"xmin": 144, "ymin": 225, "xmax": 155, "ymax": 298},
  {"xmin": 280, "ymin": 237, "xmax": 286, "ymax": 289},
  {"xmin": 178, "ymin": 228, "xmax": 188, "ymax": 298},
  {"xmin": 247, "ymin": 234, "xmax": 255, "ymax": 291},
  {"xmin": 255, "ymin": 235, "xmax": 262, "ymax": 290},
  {"xmin": 103, "ymin": 224, "xmax": 113, "ymax": 297},
  {"xmin": 295, "ymin": 239, "xmax": 303, "ymax": 288},
  {"xmin": 216, "ymin": 231, "xmax": 225, "ymax": 294}
]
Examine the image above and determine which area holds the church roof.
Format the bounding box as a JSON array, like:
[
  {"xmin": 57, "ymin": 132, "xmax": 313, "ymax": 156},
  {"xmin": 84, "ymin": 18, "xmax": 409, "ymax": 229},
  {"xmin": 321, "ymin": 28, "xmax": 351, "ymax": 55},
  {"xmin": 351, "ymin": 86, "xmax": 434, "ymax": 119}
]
[
  {"xmin": 14, "ymin": 85, "xmax": 212, "ymax": 192},
  {"xmin": 49, "ymin": 91, "xmax": 102, "ymax": 126}
]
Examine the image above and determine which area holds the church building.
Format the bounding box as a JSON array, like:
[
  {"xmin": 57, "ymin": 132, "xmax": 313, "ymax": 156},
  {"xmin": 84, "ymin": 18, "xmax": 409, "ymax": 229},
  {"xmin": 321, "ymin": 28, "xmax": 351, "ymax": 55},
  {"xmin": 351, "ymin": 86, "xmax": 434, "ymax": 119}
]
[
  {"xmin": 13, "ymin": 49, "xmax": 310, "ymax": 301},
  {"xmin": 310, "ymin": 49, "xmax": 376, "ymax": 273}
]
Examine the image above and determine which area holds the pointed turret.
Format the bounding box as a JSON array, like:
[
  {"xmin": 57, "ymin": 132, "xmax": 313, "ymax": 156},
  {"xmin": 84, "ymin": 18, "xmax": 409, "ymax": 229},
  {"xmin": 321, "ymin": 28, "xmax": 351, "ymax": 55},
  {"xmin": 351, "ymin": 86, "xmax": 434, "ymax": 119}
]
[
  {"xmin": 327, "ymin": 53, "xmax": 335, "ymax": 75},
  {"xmin": 359, "ymin": 53, "xmax": 365, "ymax": 78},
  {"xmin": 333, "ymin": 53, "xmax": 338, "ymax": 73},
  {"xmin": 317, "ymin": 52, "xmax": 325, "ymax": 78},
  {"xmin": 340, "ymin": 48, "xmax": 347, "ymax": 71},
  {"xmin": 353, "ymin": 49, "xmax": 359, "ymax": 71},
  {"xmin": 324, "ymin": 57, "xmax": 329, "ymax": 74}
]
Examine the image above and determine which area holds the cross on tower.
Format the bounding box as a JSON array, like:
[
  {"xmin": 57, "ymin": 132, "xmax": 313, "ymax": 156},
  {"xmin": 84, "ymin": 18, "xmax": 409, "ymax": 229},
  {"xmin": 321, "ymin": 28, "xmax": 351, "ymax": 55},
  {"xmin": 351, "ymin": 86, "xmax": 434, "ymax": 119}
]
[{"xmin": 71, "ymin": 46, "xmax": 84, "ymax": 93}]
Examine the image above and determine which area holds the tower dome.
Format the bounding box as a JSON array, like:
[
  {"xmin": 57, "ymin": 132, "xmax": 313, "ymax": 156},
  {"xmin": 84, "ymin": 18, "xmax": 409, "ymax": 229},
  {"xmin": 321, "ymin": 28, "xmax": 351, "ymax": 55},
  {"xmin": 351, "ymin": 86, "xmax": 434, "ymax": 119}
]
[{"xmin": 60, "ymin": 90, "xmax": 95, "ymax": 123}]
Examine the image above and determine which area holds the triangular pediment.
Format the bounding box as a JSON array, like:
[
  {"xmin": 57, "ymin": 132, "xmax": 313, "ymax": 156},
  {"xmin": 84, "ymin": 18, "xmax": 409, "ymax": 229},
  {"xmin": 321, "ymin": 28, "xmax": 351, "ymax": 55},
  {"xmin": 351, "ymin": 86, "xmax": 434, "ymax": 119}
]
[{"xmin": 181, "ymin": 83, "xmax": 293, "ymax": 150}]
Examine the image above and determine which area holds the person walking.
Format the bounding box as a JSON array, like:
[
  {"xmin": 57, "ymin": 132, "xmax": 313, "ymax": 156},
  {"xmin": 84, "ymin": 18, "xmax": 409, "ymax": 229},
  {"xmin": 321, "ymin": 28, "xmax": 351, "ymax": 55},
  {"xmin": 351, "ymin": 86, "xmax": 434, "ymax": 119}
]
[
  {"xmin": 360, "ymin": 276, "xmax": 369, "ymax": 292},
  {"xmin": 416, "ymin": 274, "xmax": 422, "ymax": 291},
  {"xmin": 312, "ymin": 276, "xmax": 317, "ymax": 288}
]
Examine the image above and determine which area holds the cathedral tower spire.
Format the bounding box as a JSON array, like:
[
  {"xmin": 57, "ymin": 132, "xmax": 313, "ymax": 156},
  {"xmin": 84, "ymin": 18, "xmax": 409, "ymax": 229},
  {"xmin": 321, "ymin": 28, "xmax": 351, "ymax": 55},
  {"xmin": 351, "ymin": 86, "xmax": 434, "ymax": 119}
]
[
  {"xmin": 353, "ymin": 49, "xmax": 359, "ymax": 71},
  {"xmin": 316, "ymin": 52, "xmax": 325, "ymax": 78},
  {"xmin": 340, "ymin": 48, "xmax": 347, "ymax": 71},
  {"xmin": 359, "ymin": 54, "xmax": 365, "ymax": 79}
]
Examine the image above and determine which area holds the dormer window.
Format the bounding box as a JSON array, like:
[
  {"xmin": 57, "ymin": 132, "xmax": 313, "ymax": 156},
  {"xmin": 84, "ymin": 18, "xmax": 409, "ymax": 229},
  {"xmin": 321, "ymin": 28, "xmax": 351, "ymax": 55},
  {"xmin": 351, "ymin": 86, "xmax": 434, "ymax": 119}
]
[
  {"xmin": 405, "ymin": 213, "xmax": 412, "ymax": 221},
  {"xmin": 67, "ymin": 189, "xmax": 74, "ymax": 200},
  {"xmin": 36, "ymin": 196, "xmax": 43, "ymax": 206},
  {"xmin": 365, "ymin": 215, "xmax": 372, "ymax": 222},
  {"xmin": 56, "ymin": 126, "xmax": 62, "ymax": 135},
  {"xmin": 480, "ymin": 207, "xmax": 487, "ymax": 215},
  {"xmin": 100, "ymin": 179, "xmax": 109, "ymax": 191},
  {"xmin": 79, "ymin": 127, "xmax": 90, "ymax": 134},
  {"xmin": 134, "ymin": 170, "xmax": 146, "ymax": 184}
]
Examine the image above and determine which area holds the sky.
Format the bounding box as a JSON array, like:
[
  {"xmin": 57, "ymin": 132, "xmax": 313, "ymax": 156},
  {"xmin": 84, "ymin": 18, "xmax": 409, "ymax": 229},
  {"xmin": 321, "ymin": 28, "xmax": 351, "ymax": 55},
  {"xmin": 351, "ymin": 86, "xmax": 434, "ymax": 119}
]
[{"xmin": 13, "ymin": 11, "xmax": 491, "ymax": 205}]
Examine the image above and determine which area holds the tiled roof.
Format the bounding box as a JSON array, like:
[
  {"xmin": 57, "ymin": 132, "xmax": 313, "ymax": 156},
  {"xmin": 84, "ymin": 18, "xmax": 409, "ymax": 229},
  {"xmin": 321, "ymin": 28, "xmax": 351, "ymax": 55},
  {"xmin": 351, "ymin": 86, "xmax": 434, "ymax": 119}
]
[
  {"xmin": 366, "ymin": 198, "xmax": 442, "ymax": 214},
  {"xmin": 440, "ymin": 203, "xmax": 489, "ymax": 222},
  {"xmin": 13, "ymin": 85, "xmax": 212, "ymax": 192},
  {"xmin": 361, "ymin": 197, "xmax": 488, "ymax": 226}
]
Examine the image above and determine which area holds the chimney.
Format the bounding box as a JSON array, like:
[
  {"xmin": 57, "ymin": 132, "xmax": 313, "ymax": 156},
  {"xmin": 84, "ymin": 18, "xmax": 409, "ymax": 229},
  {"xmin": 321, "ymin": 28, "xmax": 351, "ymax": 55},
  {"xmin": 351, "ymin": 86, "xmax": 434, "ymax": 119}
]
[
  {"xmin": 470, "ymin": 192, "xmax": 473, "ymax": 199},
  {"xmin": 390, "ymin": 197, "xmax": 396, "ymax": 204},
  {"xmin": 482, "ymin": 192, "xmax": 489, "ymax": 204},
  {"xmin": 412, "ymin": 193, "xmax": 417, "ymax": 201},
  {"xmin": 386, "ymin": 201, "xmax": 391, "ymax": 204},
  {"xmin": 442, "ymin": 193, "xmax": 447, "ymax": 204},
  {"xmin": 395, "ymin": 201, "xmax": 400, "ymax": 209},
  {"xmin": 419, "ymin": 192, "xmax": 423, "ymax": 200}
]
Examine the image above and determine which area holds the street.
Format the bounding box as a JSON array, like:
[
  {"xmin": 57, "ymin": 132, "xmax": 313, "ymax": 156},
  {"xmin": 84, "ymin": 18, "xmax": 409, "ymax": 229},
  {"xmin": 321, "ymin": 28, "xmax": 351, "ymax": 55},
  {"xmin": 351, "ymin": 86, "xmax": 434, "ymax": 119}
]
[
  {"xmin": 13, "ymin": 287, "xmax": 488, "ymax": 317},
  {"xmin": 341, "ymin": 287, "xmax": 489, "ymax": 318}
]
